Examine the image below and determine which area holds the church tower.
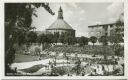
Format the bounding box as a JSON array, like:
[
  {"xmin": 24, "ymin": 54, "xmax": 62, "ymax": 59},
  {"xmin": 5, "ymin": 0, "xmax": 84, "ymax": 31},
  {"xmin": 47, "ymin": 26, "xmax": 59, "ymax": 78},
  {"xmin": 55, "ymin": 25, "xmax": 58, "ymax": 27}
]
[{"xmin": 57, "ymin": 6, "xmax": 63, "ymax": 19}]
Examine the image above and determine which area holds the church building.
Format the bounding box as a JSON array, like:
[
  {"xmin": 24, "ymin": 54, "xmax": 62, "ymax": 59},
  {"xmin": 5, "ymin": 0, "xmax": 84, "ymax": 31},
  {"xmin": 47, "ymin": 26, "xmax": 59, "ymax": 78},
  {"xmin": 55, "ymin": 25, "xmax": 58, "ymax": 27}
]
[{"xmin": 46, "ymin": 7, "xmax": 75, "ymax": 37}]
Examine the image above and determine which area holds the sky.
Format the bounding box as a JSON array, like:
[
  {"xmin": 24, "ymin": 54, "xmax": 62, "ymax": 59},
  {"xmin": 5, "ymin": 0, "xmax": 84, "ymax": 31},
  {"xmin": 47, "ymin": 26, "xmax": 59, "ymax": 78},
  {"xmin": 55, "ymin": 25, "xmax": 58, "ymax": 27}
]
[{"xmin": 31, "ymin": 2, "xmax": 124, "ymax": 37}]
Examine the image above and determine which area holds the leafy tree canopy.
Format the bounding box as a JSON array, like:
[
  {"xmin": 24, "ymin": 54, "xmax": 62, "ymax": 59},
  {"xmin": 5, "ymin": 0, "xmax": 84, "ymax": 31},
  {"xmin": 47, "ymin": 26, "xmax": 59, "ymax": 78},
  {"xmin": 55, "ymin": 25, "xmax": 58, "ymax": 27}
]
[{"xmin": 89, "ymin": 36, "xmax": 97, "ymax": 45}]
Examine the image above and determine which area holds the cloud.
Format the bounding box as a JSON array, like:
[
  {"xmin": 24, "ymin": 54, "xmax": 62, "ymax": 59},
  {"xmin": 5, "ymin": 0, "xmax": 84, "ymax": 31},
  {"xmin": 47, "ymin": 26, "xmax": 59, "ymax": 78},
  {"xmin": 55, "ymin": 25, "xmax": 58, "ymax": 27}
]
[
  {"xmin": 79, "ymin": 10, "xmax": 85, "ymax": 14},
  {"xmin": 31, "ymin": 7, "xmax": 55, "ymax": 31},
  {"xmin": 108, "ymin": 17, "xmax": 117, "ymax": 23},
  {"xmin": 79, "ymin": 17, "xmax": 84, "ymax": 21},
  {"xmin": 94, "ymin": 21, "xmax": 102, "ymax": 25},
  {"xmin": 107, "ymin": 3, "xmax": 123, "ymax": 18},
  {"xmin": 66, "ymin": 3, "xmax": 78, "ymax": 9}
]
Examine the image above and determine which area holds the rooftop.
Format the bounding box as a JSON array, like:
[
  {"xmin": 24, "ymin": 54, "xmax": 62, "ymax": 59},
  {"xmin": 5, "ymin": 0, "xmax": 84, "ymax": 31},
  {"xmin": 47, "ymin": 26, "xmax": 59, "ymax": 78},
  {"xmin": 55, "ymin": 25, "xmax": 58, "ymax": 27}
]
[
  {"xmin": 47, "ymin": 6, "xmax": 74, "ymax": 30},
  {"xmin": 88, "ymin": 23, "xmax": 116, "ymax": 28},
  {"xmin": 47, "ymin": 19, "xmax": 74, "ymax": 30}
]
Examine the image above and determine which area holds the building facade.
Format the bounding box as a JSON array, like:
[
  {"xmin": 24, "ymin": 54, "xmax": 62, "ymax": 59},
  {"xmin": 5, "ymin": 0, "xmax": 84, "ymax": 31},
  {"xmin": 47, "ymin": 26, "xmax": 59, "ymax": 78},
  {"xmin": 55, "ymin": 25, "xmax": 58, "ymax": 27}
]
[{"xmin": 88, "ymin": 22, "xmax": 124, "ymax": 39}]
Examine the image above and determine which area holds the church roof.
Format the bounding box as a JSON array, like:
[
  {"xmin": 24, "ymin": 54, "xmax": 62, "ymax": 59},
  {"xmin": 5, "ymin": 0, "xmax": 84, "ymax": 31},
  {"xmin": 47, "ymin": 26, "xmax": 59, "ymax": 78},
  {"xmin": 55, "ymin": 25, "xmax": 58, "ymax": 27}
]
[
  {"xmin": 47, "ymin": 6, "xmax": 74, "ymax": 30},
  {"xmin": 47, "ymin": 19, "xmax": 74, "ymax": 30}
]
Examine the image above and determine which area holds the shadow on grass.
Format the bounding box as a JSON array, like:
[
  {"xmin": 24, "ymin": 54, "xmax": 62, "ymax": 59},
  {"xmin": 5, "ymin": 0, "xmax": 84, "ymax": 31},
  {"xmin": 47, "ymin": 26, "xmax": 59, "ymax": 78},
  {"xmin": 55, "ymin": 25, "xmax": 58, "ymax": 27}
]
[{"xmin": 19, "ymin": 64, "xmax": 45, "ymax": 73}]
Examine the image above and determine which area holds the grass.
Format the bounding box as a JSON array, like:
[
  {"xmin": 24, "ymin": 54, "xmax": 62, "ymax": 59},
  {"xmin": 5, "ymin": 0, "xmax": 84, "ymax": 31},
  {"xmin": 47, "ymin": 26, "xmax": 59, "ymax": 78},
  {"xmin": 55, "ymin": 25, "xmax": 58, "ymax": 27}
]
[
  {"xmin": 14, "ymin": 44, "xmax": 123, "ymax": 63},
  {"xmin": 19, "ymin": 64, "xmax": 44, "ymax": 73},
  {"xmin": 14, "ymin": 54, "xmax": 40, "ymax": 63},
  {"xmin": 48, "ymin": 45, "xmax": 115, "ymax": 55}
]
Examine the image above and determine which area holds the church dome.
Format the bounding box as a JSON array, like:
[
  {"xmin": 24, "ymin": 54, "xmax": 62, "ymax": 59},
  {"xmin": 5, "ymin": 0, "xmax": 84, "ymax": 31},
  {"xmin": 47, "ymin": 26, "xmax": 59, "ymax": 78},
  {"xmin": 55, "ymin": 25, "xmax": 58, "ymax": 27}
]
[
  {"xmin": 46, "ymin": 6, "xmax": 75, "ymax": 37},
  {"xmin": 47, "ymin": 19, "xmax": 73, "ymax": 30}
]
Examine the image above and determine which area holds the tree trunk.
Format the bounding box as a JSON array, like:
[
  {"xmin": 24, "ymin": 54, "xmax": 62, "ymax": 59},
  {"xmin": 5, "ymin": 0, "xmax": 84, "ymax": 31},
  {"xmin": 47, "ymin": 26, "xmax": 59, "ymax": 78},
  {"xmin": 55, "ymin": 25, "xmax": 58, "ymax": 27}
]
[
  {"xmin": 42, "ymin": 43, "xmax": 44, "ymax": 51},
  {"xmin": 107, "ymin": 65, "xmax": 109, "ymax": 75}
]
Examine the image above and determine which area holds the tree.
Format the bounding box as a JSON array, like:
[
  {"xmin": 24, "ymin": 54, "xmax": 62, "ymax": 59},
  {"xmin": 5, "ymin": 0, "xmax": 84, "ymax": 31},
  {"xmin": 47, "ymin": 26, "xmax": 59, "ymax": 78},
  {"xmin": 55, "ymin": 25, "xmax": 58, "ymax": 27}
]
[
  {"xmin": 14, "ymin": 30, "xmax": 27, "ymax": 46},
  {"xmin": 37, "ymin": 33, "xmax": 53, "ymax": 51},
  {"xmin": 26, "ymin": 31, "xmax": 37, "ymax": 44},
  {"xmin": 66, "ymin": 36, "xmax": 75, "ymax": 45},
  {"xmin": 46, "ymin": 33, "xmax": 54, "ymax": 44},
  {"xmin": 37, "ymin": 34, "xmax": 47, "ymax": 50},
  {"xmin": 99, "ymin": 36, "xmax": 109, "ymax": 59},
  {"xmin": 78, "ymin": 36, "xmax": 88, "ymax": 46},
  {"xmin": 89, "ymin": 36, "xmax": 97, "ymax": 46},
  {"xmin": 114, "ymin": 44, "xmax": 124, "ymax": 56},
  {"xmin": 37, "ymin": 34, "xmax": 45, "ymax": 44},
  {"xmin": 109, "ymin": 34, "xmax": 124, "ymax": 56},
  {"xmin": 59, "ymin": 32, "xmax": 65, "ymax": 44},
  {"xmin": 61, "ymin": 32, "xmax": 76, "ymax": 45},
  {"xmin": 99, "ymin": 36, "xmax": 108, "ymax": 46},
  {"xmin": 109, "ymin": 13, "xmax": 124, "ymax": 45},
  {"xmin": 53, "ymin": 32, "xmax": 59, "ymax": 44},
  {"xmin": 5, "ymin": 3, "xmax": 54, "ymax": 74},
  {"xmin": 108, "ymin": 17, "xmax": 124, "ymax": 56},
  {"xmin": 109, "ymin": 34, "xmax": 123, "ymax": 45}
]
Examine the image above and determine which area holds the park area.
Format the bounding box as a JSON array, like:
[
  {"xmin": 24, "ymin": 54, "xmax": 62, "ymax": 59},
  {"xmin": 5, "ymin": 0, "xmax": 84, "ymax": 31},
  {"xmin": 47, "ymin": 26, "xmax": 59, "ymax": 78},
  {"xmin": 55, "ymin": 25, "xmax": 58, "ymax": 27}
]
[{"xmin": 9, "ymin": 44, "xmax": 124, "ymax": 76}]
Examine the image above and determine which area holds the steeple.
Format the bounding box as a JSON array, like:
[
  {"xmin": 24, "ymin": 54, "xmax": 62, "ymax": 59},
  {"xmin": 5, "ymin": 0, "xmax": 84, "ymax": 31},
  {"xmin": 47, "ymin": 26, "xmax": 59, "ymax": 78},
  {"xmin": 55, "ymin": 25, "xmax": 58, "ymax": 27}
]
[{"xmin": 57, "ymin": 6, "xmax": 63, "ymax": 19}]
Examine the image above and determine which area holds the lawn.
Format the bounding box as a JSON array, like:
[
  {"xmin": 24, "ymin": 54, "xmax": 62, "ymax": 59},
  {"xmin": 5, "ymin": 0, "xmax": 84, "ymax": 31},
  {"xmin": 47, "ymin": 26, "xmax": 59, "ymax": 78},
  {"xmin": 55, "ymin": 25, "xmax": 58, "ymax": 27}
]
[
  {"xmin": 48, "ymin": 45, "xmax": 115, "ymax": 55},
  {"xmin": 19, "ymin": 64, "xmax": 44, "ymax": 73},
  {"xmin": 14, "ymin": 44, "xmax": 123, "ymax": 63},
  {"xmin": 14, "ymin": 54, "xmax": 40, "ymax": 63}
]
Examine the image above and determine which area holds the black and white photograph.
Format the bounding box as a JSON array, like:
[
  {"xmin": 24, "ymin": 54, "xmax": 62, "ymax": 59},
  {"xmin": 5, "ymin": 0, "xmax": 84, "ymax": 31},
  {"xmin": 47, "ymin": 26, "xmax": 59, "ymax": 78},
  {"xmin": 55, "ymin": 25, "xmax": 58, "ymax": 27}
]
[
  {"xmin": 2, "ymin": 79, "xmax": 127, "ymax": 80},
  {"xmin": 5, "ymin": 2, "xmax": 124, "ymax": 76}
]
